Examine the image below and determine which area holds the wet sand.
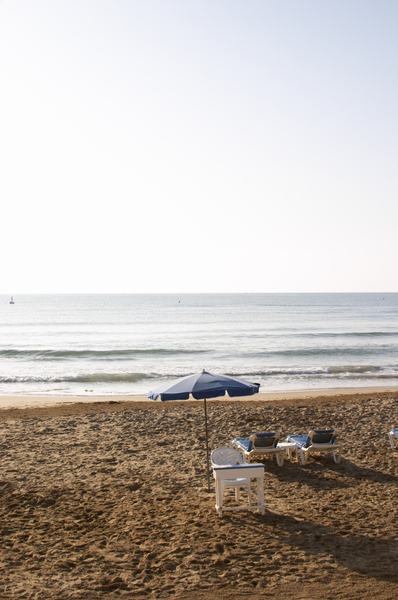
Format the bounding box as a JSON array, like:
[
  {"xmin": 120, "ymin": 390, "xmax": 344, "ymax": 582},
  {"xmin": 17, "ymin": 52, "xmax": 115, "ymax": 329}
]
[
  {"xmin": 1, "ymin": 385, "xmax": 398, "ymax": 410},
  {"xmin": 0, "ymin": 389, "xmax": 397, "ymax": 599}
]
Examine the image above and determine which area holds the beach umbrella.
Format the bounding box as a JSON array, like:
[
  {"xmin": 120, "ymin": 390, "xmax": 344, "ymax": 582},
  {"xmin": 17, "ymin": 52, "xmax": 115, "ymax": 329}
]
[{"xmin": 148, "ymin": 370, "xmax": 260, "ymax": 490}]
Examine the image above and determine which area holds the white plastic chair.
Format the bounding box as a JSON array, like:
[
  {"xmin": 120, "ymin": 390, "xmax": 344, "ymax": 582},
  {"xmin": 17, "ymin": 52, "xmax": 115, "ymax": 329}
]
[
  {"xmin": 211, "ymin": 447, "xmax": 252, "ymax": 505},
  {"xmin": 388, "ymin": 428, "xmax": 398, "ymax": 449}
]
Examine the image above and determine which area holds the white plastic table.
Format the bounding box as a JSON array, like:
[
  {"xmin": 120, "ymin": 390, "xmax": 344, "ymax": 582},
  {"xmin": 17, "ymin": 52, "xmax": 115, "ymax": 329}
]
[
  {"xmin": 278, "ymin": 441, "xmax": 299, "ymax": 461},
  {"xmin": 212, "ymin": 463, "xmax": 265, "ymax": 518}
]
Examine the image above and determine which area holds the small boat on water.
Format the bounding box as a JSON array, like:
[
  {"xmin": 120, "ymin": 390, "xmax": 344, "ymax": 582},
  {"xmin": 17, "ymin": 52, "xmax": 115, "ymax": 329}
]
[{"xmin": 9, "ymin": 296, "xmax": 15, "ymax": 304}]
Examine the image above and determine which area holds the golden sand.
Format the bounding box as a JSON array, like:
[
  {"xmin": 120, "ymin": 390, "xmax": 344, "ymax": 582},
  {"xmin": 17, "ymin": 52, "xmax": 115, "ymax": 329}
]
[{"xmin": 0, "ymin": 388, "xmax": 397, "ymax": 599}]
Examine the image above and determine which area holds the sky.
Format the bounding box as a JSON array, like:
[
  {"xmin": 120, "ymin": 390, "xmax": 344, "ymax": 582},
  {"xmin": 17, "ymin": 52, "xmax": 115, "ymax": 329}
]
[{"xmin": 0, "ymin": 0, "xmax": 397, "ymax": 293}]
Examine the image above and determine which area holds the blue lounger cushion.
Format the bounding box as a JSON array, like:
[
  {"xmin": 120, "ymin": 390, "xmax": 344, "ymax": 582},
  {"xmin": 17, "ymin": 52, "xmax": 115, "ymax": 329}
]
[
  {"xmin": 234, "ymin": 437, "xmax": 251, "ymax": 452},
  {"xmin": 287, "ymin": 434, "xmax": 309, "ymax": 448},
  {"xmin": 234, "ymin": 433, "xmax": 279, "ymax": 452},
  {"xmin": 288, "ymin": 430, "xmax": 337, "ymax": 448}
]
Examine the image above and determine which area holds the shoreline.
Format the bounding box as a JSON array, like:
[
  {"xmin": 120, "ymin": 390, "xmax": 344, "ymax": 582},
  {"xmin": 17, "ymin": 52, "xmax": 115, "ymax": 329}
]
[
  {"xmin": 0, "ymin": 385, "xmax": 398, "ymax": 412},
  {"xmin": 0, "ymin": 386, "xmax": 398, "ymax": 422}
]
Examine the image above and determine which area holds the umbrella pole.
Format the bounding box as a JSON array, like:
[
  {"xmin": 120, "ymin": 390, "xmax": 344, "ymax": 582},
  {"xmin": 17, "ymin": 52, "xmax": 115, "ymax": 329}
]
[{"xmin": 204, "ymin": 398, "xmax": 210, "ymax": 491}]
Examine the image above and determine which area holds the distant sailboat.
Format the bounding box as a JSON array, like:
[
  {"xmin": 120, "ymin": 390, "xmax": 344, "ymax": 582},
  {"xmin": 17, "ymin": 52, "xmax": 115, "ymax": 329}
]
[{"xmin": 9, "ymin": 296, "xmax": 15, "ymax": 304}]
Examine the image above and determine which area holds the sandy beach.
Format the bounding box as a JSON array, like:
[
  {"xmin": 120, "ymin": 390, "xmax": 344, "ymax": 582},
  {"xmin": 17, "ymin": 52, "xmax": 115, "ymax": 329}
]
[{"xmin": 0, "ymin": 388, "xmax": 397, "ymax": 599}]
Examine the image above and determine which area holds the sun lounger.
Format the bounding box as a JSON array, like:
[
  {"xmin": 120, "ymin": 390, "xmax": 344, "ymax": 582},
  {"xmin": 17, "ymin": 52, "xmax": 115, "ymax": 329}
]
[
  {"xmin": 211, "ymin": 447, "xmax": 252, "ymax": 506},
  {"xmin": 287, "ymin": 429, "xmax": 341, "ymax": 465},
  {"xmin": 388, "ymin": 428, "xmax": 398, "ymax": 449},
  {"xmin": 231, "ymin": 432, "xmax": 285, "ymax": 466}
]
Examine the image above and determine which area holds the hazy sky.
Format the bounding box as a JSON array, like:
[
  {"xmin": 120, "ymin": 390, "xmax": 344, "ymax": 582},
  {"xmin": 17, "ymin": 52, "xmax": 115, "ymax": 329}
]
[{"xmin": 1, "ymin": 0, "xmax": 397, "ymax": 293}]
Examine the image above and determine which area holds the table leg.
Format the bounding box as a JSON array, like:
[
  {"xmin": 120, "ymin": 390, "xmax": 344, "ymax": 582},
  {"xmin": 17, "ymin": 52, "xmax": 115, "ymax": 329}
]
[
  {"xmin": 257, "ymin": 477, "xmax": 265, "ymax": 515},
  {"xmin": 215, "ymin": 480, "xmax": 223, "ymax": 518}
]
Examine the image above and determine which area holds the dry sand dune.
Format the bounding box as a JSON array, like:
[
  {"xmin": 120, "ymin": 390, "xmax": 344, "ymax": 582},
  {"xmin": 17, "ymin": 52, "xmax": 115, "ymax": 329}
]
[{"xmin": 0, "ymin": 390, "xmax": 397, "ymax": 599}]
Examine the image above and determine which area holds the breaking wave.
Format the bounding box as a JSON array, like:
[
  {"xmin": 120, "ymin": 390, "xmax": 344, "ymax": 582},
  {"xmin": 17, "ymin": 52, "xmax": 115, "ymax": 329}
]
[
  {"xmin": 0, "ymin": 372, "xmax": 154, "ymax": 384},
  {"xmin": 0, "ymin": 348, "xmax": 208, "ymax": 361},
  {"xmin": 245, "ymin": 347, "xmax": 397, "ymax": 358},
  {"xmin": 1, "ymin": 365, "xmax": 398, "ymax": 385}
]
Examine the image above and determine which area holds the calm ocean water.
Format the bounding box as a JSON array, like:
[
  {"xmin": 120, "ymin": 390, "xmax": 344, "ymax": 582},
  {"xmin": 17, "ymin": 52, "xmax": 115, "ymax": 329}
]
[{"xmin": 1, "ymin": 293, "xmax": 397, "ymax": 397}]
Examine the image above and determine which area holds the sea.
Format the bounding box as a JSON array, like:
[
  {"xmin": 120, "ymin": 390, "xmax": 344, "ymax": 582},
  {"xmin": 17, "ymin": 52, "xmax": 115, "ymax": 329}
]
[{"xmin": 1, "ymin": 293, "xmax": 397, "ymax": 398}]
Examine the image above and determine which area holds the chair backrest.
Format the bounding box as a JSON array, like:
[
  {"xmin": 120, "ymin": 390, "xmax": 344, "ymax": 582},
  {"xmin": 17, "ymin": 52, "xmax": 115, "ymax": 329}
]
[
  {"xmin": 306, "ymin": 429, "xmax": 337, "ymax": 447},
  {"xmin": 249, "ymin": 432, "xmax": 280, "ymax": 450},
  {"xmin": 211, "ymin": 447, "xmax": 245, "ymax": 466}
]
